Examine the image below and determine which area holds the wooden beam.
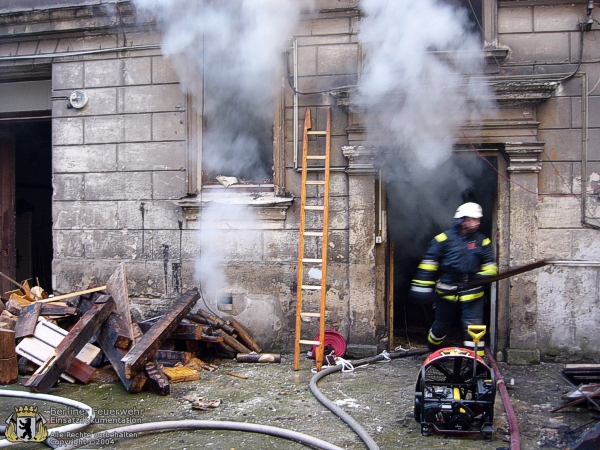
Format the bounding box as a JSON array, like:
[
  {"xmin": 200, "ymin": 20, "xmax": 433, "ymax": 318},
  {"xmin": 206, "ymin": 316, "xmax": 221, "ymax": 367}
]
[
  {"xmin": 138, "ymin": 322, "xmax": 204, "ymax": 340},
  {"xmin": 144, "ymin": 361, "xmax": 170, "ymax": 395},
  {"xmin": 195, "ymin": 309, "xmax": 236, "ymax": 335},
  {"xmin": 214, "ymin": 329, "xmax": 251, "ymax": 354},
  {"xmin": 14, "ymin": 302, "xmax": 42, "ymax": 339},
  {"xmin": 40, "ymin": 304, "xmax": 77, "ymax": 316},
  {"xmin": 79, "ymin": 296, "xmax": 145, "ymax": 392},
  {"xmin": 106, "ymin": 263, "xmax": 134, "ymax": 341},
  {"xmin": 229, "ymin": 318, "xmax": 262, "ymax": 353},
  {"xmin": 121, "ymin": 288, "xmax": 199, "ymax": 379},
  {"xmin": 236, "ymin": 353, "xmax": 281, "ymax": 363},
  {"xmin": 24, "ymin": 298, "xmax": 115, "ymax": 393}
]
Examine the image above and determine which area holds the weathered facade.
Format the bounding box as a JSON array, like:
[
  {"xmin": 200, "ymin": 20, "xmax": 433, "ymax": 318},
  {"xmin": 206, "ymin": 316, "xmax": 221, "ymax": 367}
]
[{"xmin": 0, "ymin": 0, "xmax": 598, "ymax": 362}]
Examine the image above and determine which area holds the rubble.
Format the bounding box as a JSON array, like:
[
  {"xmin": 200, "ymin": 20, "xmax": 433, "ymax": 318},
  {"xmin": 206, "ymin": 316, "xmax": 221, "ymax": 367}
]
[{"xmin": 0, "ymin": 264, "xmax": 274, "ymax": 398}]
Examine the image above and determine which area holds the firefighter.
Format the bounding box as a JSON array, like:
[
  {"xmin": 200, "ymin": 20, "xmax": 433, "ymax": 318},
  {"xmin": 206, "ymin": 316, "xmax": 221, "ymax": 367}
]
[{"xmin": 409, "ymin": 202, "xmax": 498, "ymax": 355}]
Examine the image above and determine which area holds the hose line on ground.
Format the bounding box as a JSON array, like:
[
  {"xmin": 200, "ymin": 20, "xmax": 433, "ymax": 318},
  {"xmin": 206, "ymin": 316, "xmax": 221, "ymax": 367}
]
[
  {"xmin": 309, "ymin": 348, "xmax": 429, "ymax": 450},
  {"xmin": 0, "ymin": 390, "xmax": 94, "ymax": 448},
  {"xmin": 54, "ymin": 420, "xmax": 344, "ymax": 450},
  {"xmin": 485, "ymin": 346, "xmax": 520, "ymax": 450}
]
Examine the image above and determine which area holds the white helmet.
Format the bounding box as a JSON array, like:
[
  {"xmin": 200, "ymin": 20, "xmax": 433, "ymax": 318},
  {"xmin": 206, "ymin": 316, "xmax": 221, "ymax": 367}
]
[{"xmin": 454, "ymin": 202, "xmax": 483, "ymax": 219}]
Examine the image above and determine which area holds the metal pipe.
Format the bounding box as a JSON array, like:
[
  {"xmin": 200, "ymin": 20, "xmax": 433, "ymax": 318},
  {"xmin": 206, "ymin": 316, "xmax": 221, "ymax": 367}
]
[
  {"xmin": 293, "ymin": 38, "xmax": 299, "ymax": 170},
  {"xmin": 0, "ymin": 45, "xmax": 161, "ymax": 61},
  {"xmin": 579, "ymin": 72, "xmax": 600, "ymax": 230},
  {"xmin": 485, "ymin": 346, "xmax": 520, "ymax": 450}
]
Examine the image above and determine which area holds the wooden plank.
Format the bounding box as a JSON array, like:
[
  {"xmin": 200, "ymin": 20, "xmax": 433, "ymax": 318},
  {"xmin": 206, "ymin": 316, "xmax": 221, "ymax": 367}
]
[
  {"xmin": 106, "ymin": 263, "xmax": 134, "ymax": 341},
  {"xmin": 33, "ymin": 320, "xmax": 100, "ymax": 364},
  {"xmin": 14, "ymin": 302, "xmax": 42, "ymax": 339},
  {"xmin": 121, "ymin": 288, "xmax": 199, "ymax": 379},
  {"xmin": 24, "ymin": 298, "xmax": 115, "ymax": 393},
  {"xmin": 37, "ymin": 286, "xmax": 108, "ymax": 303},
  {"xmin": 163, "ymin": 366, "xmax": 200, "ymax": 382},
  {"xmin": 15, "ymin": 339, "xmax": 76, "ymax": 383},
  {"xmin": 63, "ymin": 358, "xmax": 96, "ymax": 384}
]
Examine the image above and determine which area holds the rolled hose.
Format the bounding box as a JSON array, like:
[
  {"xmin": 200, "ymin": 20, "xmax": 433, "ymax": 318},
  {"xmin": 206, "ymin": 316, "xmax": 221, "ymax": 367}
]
[
  {"xmin": 309, "ymin": 348, "xmax": 429, "ymax": 450},
  {"xmin": 0, "ymin": 390, "xmax": 94, "ymax": 448},
  {"xmin": 485, "ymin": 346, "xmax": 520, "ymax": 450},
  {"xmin": 54, "ymin": 420, "xmax": 344, "ymax": 450}
]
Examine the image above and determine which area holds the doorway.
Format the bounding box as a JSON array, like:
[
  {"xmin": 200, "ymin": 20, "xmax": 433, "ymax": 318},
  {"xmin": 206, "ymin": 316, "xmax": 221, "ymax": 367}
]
[
  {"xmin": 0, "ymin": 119, "xmax": 53, "ymax": 297},
  {"xmin": 386, "ymin": 154, "xmax": 498, "ymax": 349}
]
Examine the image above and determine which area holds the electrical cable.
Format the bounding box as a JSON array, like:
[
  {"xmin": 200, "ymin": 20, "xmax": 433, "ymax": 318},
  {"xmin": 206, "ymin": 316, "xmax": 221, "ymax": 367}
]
[
  {"xmin": 462, "ymin": 133, "xmax": 600, "ymax": 198},
  {"xmin": 0, "ymin": 390, "xmax": 94, "ymax": 448},
  {"xmin": 53, "ymin": 420, "xmax": 344, "ymax": 450}
]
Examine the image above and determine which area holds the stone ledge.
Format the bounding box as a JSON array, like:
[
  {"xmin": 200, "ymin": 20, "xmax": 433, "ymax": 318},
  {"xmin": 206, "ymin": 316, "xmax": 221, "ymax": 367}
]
[{"xmin": 507, "ymin": 348, "xmax": 540, "ymax": 365}]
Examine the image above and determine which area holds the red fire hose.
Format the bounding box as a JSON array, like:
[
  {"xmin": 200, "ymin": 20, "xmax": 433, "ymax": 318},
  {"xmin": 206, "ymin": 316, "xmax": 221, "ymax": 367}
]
[{"xmin": 486, "ymin": 346, "xmax": 520, "ymax": 450}]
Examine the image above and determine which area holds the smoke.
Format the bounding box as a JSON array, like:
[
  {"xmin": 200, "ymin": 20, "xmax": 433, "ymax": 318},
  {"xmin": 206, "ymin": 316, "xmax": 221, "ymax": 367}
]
[
  {"xmin": 132, "ymin": 0, "xmax": 310, "ymax": 304},
  {"xmin": 357, "ymin": 0, "xmax": 492, "ymax": 171},
  {"xmin": 356, "ymin": 0, "xmax": 497, "ymax": 299},
  {"xmin": 134, "ymin": 0, "xmax": 309, "ymax": 181}
]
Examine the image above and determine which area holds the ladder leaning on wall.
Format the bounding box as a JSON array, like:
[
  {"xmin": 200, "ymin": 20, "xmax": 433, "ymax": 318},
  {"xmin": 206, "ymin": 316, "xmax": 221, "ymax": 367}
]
[{"xmin": 293, "ymin": 107, "xmax": 332, "ymax": 371}]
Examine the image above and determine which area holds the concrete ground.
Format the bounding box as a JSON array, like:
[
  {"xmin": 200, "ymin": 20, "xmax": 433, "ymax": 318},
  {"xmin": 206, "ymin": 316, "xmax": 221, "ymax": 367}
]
[{"xmin": 1, "ymin": 349, "xmax": 598, "ymax": 450}]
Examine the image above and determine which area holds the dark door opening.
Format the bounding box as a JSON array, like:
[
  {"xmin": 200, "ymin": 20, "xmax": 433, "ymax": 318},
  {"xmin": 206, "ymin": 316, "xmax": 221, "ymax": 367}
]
[
  {"xmin": 0, "ymin": 120, "xmax": 53, "ymax": 295},
  {"xmin": 386, "ymin": 154, "xmax": 498, "ymax": 349}
]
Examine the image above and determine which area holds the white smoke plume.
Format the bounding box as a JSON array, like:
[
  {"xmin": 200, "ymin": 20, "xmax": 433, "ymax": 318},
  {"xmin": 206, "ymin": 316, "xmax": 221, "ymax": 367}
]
[
  {"xmin": 132, "ymin": 0, "xmax": 311, "ymax": 303},
  {"xmin": 356, "ymin": 0, "xmax": 498, "ymax": 298},
  {"xmin": 357, "ymin": 0, "xmax": 493, "ymax": 172},
  {"xmin": 134, "ymin": 0, "xmax": 310, "ymax": 181}
]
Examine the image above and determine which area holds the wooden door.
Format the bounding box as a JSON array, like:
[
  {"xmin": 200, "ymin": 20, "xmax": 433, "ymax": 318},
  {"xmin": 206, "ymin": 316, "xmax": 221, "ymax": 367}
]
[{"xmin": 0, "ymin": 130, "xmax": 16, "ymax": 295}]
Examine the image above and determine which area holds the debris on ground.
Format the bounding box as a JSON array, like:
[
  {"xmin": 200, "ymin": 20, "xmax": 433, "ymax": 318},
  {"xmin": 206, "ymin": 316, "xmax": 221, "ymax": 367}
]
[{"xmin": 0, "ymin": 263, "xmax": 271, "ymax": 397}]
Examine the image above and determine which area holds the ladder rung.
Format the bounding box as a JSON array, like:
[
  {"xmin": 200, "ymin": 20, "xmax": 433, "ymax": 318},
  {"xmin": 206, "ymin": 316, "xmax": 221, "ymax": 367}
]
[
  {"xmin": 299, "ymin": 340, "xmax": 321, "ymax": 345},
  {"xmin": 305, "ymin": 205, "xmax": 325, "ymax": 210},
  {"xmin": 304, "ymin": 231, "xmax": 323, "ymax": 236},
  {"xmin": 305, "ymin": 181, "xmax": 325, "ymax": 185},
  {"xmin": 302, "ymin": 258, "xmax": 323, "ymax": 263},
  {"xmin": 306, "ymin": 155, "xmax": 327, "ymax": 160},
  {"xmin": 300, "ymin": 312, "xmax": 321, "ymax": 318},
  {"xmin": 301, "ymin": 285, "xmax": 322, "ymax": 290},
  {"xmin": 307, "ymin": 131, "xmax": 327, "ymax": 135}
]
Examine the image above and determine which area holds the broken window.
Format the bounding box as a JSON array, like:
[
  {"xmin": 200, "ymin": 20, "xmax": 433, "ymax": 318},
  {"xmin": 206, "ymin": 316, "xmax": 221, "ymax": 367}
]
[{"xmin": 440, "ymin": 0, "xmax": 483, "ymax": 42}]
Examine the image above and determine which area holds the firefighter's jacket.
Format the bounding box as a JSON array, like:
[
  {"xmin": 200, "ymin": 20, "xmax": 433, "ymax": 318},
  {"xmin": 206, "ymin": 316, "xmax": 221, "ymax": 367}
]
[{"xmin": 410, "ymin": 221, "xmax": 498, "ymax": 303}]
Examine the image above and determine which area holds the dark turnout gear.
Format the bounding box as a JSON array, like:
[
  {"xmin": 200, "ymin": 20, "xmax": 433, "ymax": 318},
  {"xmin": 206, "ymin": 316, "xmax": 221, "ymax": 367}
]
[{"xmin": 410, "ymin": 212, "xmax": 498, "ymax": 355}]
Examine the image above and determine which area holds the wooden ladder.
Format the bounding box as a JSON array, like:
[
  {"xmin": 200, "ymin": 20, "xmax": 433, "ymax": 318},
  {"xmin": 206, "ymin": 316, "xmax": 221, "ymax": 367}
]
[{"xmin": 294, "ymin": 107, "xmax": 332, "ymax": 371}]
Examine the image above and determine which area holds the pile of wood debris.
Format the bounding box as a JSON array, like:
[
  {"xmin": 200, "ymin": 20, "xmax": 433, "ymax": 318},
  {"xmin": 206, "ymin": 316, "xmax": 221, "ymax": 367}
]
[{"xmin": 0, "ymin": 264, "xmax": 278, "ymax": 396}]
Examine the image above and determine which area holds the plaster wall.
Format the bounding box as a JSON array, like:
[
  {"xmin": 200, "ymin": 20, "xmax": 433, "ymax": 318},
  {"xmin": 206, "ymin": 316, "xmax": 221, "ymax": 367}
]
[{"xmin": 499, "ymin": 2, "xmax": 600, "ymax": 362}]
